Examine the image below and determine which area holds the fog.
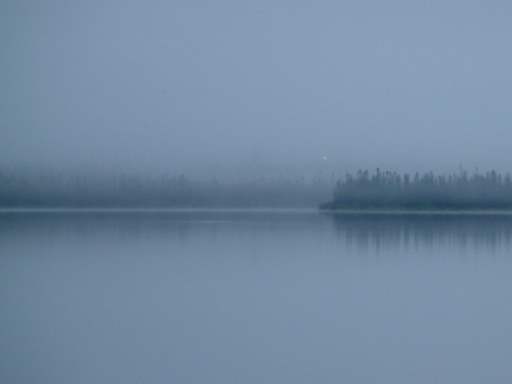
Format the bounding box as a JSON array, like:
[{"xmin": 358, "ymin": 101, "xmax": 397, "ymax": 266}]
[
  {"xmin": 4, "ymin": 4, "xmax": 512, "ymax": 380},
  {"xmin": 3, "ymin": 0, "xmax": 512, "ymax": 179}
]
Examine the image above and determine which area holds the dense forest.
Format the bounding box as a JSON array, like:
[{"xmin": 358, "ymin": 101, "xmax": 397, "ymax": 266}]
[
  {"xmin": 321, "ymin": 169, "xmax": 512, "ymax": 210},
  {"xmin": 4, "ymin": 168, "xmax": 512, "ymax": 210},
  {"xmin": 0, "ymin": 170, "xmax": 331, "ymax": 208}
]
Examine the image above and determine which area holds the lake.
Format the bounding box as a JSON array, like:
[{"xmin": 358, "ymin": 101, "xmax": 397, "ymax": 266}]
[{"xmin": 1, "ymin": 210, "xmax": 512, "ymax": 383}]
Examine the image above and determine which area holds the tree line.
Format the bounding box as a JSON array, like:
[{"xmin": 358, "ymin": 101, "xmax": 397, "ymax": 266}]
[
  {"xmin": 0, "ymin": 171, "xmax": 331, "ymax": 208},
  {"xmin": 322, "ymin": 169, "xmax": 512, "ymax": 210}
]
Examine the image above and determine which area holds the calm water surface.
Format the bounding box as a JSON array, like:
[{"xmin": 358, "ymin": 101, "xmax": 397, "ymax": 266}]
[{"xmin": 1, "ymin": 210, "xmax": 512, "ymax": 383}]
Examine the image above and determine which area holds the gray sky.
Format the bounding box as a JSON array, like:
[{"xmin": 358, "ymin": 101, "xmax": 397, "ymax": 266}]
[{"xmin": 2, "ymin": 0, "xmax": 512, "ymax": 178}]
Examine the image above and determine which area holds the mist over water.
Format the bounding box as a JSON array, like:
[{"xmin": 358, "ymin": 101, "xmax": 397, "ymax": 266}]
[
  {"xmin": 2, "ymin": 211, "xmax": 512, "ymax": 384},
  {"xmin": 3, "ymin": 0, "xmax": 512, "ymax": 177},
  {"xmin": 3, "ymin": 1, "xmax": 512, "ymax": 382}
]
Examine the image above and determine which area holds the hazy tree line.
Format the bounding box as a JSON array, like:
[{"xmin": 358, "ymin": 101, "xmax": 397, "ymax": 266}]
[
  {"xmin": 0, "ymin": 171, "xmax": 331, "ymax": 208},
  {"xmin": 322, "ymin": 169, "xmax": 512, "ymax": 210}
]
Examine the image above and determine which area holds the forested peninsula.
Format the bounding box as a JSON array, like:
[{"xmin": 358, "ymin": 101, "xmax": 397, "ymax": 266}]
[{"xmin": 321, "ymin": 169, "xmax": 512, "ymax": 210}]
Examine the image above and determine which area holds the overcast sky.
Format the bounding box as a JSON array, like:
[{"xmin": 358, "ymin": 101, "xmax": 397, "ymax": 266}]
[{"xmin": 2, "ymin": 0, "xmax": 512, "ymax": 178}]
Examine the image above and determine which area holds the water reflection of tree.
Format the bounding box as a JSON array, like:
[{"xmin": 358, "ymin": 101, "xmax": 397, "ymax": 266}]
[{"xmin": 329, "ymin": 213, "xmax": 512, "ymax": 254}]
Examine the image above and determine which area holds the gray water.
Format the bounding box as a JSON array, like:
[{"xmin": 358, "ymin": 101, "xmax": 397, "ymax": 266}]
[{"xmin": 2, "ymin": 210, "xmax": 512, "ymax": 383}]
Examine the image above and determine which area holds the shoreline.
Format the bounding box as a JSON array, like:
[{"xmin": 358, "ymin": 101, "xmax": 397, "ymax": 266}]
[{"xmin": 2, "ymin": 206, "xmax": 512, "ymax": 215}]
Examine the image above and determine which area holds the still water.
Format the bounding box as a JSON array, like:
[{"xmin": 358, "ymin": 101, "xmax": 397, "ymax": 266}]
[{"xmin": 1, "ymin": 210, "xmax": 512, "ymax": 383}]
